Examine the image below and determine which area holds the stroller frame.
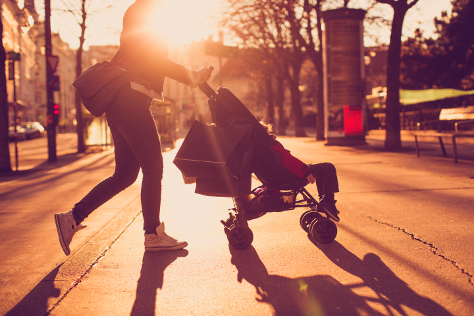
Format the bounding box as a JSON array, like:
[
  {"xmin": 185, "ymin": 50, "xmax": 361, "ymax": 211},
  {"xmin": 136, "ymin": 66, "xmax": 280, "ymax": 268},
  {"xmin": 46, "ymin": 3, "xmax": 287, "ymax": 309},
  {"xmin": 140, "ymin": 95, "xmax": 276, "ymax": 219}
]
[{"xmin": 198, "ymin": 83, "xmax": 337, "ymax": 249}]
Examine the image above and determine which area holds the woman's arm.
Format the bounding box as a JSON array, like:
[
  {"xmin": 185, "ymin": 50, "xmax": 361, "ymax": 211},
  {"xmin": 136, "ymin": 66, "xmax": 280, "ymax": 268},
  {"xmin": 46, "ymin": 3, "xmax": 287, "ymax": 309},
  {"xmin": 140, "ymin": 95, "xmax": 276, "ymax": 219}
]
[{"xmin": 161, "ymin": 59, "xmax": 212, "ymax": 87}]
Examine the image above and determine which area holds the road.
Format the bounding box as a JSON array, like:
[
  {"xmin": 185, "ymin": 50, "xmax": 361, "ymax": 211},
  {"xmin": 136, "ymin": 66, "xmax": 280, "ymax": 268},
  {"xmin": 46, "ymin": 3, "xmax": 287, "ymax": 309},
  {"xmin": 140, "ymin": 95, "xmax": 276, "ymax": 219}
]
[
  {"xmin": 1, "ymin": 133, "xmax": 474, "ymax": 315},
  {"xmin": 1, "ymin": 135, "xmax": 137, "ymax": 313}
]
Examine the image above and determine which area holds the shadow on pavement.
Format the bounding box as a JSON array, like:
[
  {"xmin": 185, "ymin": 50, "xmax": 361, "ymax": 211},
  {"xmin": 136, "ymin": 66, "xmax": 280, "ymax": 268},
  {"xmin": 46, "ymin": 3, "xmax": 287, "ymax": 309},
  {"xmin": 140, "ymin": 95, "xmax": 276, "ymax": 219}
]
[
  {"xmin": 130, "ymin": 250, "xmax": 188, "ymax": 316},
  {"xmin": 315, "ymin": 240, "xmax": 453, "ymax": 316},
  {"xmin": 5, "ymin": 250, "xmax": 189, "ymax": 316},
  {"xmin": 0, "ymin": 151, "xmax": 115, "ymax": 201},
  {"xmin": 0, "ymin": 146, "xmax": 112, "ymax": 182},
  {"xmin": 4, "ymin": 264, "xmax": 63, "ymax": 316},
  {"xmin": 230, "ymin": 245, "xmax": 452, "ymax": 316}
]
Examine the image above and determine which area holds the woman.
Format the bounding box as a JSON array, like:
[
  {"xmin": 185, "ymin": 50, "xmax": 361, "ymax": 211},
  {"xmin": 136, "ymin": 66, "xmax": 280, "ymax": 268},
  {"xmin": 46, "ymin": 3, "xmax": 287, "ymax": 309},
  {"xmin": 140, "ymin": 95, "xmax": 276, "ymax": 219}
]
[{"xmin": 54, "ymin": 0, "xmax": 212, "ymax": 255}]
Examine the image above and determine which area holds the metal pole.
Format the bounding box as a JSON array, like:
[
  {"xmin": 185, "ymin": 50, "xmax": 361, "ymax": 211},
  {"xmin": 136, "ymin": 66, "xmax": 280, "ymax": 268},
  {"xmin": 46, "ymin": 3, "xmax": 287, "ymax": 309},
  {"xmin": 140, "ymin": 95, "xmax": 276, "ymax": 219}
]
[
  {"xmin": 13, "ymin": 65, "xmax": 18, "ymax": 171},
  {"xmin": 45, "ymin": 0, "xmax": 57, "ymax": 162},
  {"xmin": 219, "ymin": 56, "xmax": 222, "ymax": 86}
]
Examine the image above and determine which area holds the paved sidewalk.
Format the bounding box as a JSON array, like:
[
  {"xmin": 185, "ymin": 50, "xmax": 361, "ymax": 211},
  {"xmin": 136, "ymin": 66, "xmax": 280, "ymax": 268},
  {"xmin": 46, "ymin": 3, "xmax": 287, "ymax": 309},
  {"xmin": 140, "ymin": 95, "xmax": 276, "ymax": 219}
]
[{"xmin": 3, "ymin": 131, "xmax": 474, "ymax": 316}]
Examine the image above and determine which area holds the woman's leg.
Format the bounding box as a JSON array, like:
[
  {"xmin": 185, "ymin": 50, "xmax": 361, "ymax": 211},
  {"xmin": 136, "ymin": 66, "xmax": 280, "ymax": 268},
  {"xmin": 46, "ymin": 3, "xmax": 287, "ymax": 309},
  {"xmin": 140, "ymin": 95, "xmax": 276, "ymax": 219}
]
[
  {"xmin": 105, "ymin": 87, "xmax": 163, "ymax": 234},
  {"xmin": 106, "ymin": 87, "xmax": 186, "ymax": 250},
  {"xmin": 72, "ymin": 124, "xmax": 140, "ymax": 224}
]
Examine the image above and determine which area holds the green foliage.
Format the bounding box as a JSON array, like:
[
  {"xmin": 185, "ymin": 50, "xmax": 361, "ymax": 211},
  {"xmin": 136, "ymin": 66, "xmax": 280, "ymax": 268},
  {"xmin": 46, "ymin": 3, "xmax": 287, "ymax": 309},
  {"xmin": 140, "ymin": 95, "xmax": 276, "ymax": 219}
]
[{"xmin": 401, "ymin": 0, "xmax": 474, "ymax": 90}]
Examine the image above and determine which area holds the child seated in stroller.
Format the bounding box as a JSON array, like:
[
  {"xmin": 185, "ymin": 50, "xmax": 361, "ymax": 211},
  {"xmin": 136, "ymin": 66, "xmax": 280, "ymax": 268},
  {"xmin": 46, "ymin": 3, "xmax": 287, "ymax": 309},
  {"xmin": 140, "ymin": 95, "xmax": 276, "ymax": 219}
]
[{"xmin": 262, "ymin": 122, "xmax": 340, "ymax": 222}]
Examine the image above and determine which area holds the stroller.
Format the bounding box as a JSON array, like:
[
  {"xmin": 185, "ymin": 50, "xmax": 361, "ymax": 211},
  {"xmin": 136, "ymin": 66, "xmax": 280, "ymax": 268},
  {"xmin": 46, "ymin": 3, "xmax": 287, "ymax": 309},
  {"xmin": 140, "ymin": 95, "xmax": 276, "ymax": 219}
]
[{"xmin": 173, "ymin": 83, "xmax": 337, "ymax": 250}]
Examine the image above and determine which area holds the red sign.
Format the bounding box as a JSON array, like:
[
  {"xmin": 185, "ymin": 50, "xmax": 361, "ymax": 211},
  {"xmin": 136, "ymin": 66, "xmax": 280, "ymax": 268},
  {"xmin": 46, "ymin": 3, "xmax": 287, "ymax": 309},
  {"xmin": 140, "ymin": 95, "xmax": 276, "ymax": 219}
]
[
  {"xmin": 344, "ymin": 106, "xmax": 363, "ymax": 136},
  {"xmin": 46, "ymin": 55, "xmax": 59, "ymax": 74}
]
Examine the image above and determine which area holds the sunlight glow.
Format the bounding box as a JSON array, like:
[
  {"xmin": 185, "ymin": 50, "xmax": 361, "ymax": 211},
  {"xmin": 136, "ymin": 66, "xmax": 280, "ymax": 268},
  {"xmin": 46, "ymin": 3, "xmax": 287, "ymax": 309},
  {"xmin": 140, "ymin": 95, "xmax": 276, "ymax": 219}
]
[
  {"xmin": 45, "ymin": 0, "xmax": 452, "ymax": 50},
  {"xmin": 46, "ymin": 0, "xmax": 222, "ymax": 49},
  {"xmin": 150, "ymin": 0, "xmax": 221, "ymax": 45}
]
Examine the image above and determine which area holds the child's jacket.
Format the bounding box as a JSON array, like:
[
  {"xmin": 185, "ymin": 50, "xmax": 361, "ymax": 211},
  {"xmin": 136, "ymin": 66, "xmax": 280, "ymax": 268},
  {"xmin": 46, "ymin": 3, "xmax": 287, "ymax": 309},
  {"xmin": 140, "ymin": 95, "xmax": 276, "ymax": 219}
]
[{"xmin": 270, "ymin": 140, "xmax": 309, "ymax": 179}]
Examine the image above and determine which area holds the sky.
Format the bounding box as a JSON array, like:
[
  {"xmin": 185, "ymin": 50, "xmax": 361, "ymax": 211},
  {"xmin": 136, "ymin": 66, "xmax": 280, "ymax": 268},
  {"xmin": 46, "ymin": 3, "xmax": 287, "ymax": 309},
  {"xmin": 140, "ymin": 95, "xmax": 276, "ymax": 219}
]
[
  {"xmin": 31, "ymin": 0, "xmax": 225, "ymax": 49},
  {"xmin": 30, "ymin": 0, "xmax": 454, "ymax": 50}
]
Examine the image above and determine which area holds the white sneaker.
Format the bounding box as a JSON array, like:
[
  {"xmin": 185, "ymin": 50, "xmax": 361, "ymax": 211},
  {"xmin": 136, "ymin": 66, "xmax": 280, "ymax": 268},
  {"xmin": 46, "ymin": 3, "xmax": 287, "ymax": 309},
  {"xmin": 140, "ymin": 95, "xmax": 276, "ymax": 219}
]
[
  {"xmin": 54, "ymin": 210, "xmax": 80, "ymax": 256},
  {"xmin": 145, "ymin": 223, "xmax": 188, "ymax": 251}
]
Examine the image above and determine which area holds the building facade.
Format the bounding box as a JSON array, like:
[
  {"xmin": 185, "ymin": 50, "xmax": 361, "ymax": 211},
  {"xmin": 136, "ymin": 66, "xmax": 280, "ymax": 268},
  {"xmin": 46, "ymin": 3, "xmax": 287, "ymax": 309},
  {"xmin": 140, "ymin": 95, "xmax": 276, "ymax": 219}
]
[
  {"xmin": 2, "ymin": 0, "xmax": 77, "ymax": 131},
  {"xmin": 2, "ymin": 0, "xmax": 36, "ymax": 124}
]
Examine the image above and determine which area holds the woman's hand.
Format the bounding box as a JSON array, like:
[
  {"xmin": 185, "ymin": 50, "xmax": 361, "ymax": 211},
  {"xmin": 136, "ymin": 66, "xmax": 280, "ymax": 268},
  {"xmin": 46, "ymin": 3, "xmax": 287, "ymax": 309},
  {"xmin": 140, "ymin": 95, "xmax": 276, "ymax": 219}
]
[
  {"xmin": 306, "ymin": 174, "xmax": 315, "ymax": 184},
  {"xmin": 190, "ymin": 67, "xmax": 213, "ymax": 87}
]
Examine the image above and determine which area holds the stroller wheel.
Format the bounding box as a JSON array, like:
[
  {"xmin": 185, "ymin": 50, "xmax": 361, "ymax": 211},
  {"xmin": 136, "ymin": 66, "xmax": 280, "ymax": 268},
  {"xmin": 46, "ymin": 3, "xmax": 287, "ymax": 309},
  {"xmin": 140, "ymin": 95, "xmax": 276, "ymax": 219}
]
[
  {"xmin": 310, "ymin": 217, "xmax": 337, "ymax": 244},
  {"xmin": 227, "ymin": 225, "xmax": 254, "ymax": 250},
  {"xmin": 300, "ymin": 210, "xmax": 322, "ymax": 233},
  {"xmin": 221, "ymin": 212, "xmax": 235, "ymax": 232}
]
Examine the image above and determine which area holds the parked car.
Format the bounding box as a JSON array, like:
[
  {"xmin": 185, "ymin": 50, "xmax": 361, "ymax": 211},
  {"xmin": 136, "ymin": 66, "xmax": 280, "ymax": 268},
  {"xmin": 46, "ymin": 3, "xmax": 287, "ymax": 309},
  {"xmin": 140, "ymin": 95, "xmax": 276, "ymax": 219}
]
[
  {"xmin": 21, "ymin": 122, "xmax": 45, "ymax": 139},
  {"xmin": 8, "ymin": 126, "xmax": 27, "ymax": 142}
]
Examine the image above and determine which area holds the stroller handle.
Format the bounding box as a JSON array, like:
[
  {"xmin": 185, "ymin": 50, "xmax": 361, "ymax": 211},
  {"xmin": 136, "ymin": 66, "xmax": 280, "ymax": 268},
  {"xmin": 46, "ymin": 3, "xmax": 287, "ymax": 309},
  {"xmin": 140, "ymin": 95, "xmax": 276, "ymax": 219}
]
[
  {"xmin": 198, "ymin": 82, "xmax": 216, "ymax": 98},
  {"xmin": 198, "ymin": 66, "xmax": 216, "ymax": 98}
]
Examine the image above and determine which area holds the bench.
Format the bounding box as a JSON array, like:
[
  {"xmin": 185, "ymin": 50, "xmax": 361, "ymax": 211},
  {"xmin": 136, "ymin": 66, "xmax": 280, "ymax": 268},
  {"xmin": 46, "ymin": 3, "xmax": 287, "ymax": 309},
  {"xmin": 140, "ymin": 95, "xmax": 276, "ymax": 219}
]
[{"xmin": 414, "ymin": 106, "xmax": 474, "ymax": 162}]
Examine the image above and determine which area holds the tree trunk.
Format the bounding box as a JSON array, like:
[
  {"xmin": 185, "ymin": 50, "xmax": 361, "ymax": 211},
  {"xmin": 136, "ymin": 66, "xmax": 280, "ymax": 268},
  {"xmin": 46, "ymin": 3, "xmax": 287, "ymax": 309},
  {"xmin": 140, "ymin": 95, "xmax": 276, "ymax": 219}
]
[
  {"xmin": 75, "ymin": 48, "xmax": 86, "ymax": 153},
  {"xmin": 299, "ymin": 0, "xmax": 325, "ymax": 140},
  {"xmin": 316, "ymin": 55, "xmax": 325, "ymax": 141},
  {"xmin": 286, "ymin": 55, "xmax": 306, "ymax": 137},
  {"xmin": 276, "ymin": 76, "xmax": 286, "ymax": 135},
  {"xmin": 76, "ymin": 2, "xmax": 87, "ymax": 153},
  {"xmin": 305, "ymin": 57, "xmax": 324, "ymax": 139},
  {"xmin": 384, "ymin": 8, "xmax": 405, "ymax": 150},
  {"xmin": 315, "ymin": 1, "xmax": 325, "ymax": 141},
  {"xmin": 290, "ymin": 76, "xmax": 306, "ymax": 137},
  {"xmin": 265, "ymin": 75, "xmax": 275, "ymax": 124},
  {"xmin": 0, "ymin": 20, "xmax": 12, "ymax": 172}
]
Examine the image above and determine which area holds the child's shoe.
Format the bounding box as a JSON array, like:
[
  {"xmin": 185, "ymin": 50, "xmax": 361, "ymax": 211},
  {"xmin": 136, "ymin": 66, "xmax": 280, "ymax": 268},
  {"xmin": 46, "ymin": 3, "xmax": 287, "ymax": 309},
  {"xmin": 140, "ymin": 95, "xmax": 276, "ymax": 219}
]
[
  {"xmin": 318, "ymin": 198, "xmax": 340, "ymax": 222},
  {"xmin": 54, "ymin": 210, "xmax": 80, "ymax": 255},
  {"xmin": 145, "ymin": 223, "xmax": 188, "ymax": 251}
]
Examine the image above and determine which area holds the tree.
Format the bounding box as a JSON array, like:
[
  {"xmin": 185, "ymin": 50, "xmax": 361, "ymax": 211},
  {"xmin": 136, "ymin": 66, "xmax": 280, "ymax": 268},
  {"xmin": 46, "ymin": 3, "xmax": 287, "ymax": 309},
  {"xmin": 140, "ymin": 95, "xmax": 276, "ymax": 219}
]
[
  {"xmin": 221, "ymin": 0, "xmax": 307, "ymax": 136},
  {"xmin": 0, "ymin": 19, "xmax": 12, "ymax": 172},
  {"xmin": 74, "ymin": 0, "xmax": 87, "ymax": 153},
  {"xmin": 400, "ymin": 29, "xmax": 440, "ymax": 89},
  {"xmin": 376, "ymin": 0, "xmax": 420, "ymax": 151},
  {"xmin": 223, "ymin": 0, "xmax": 356, "ymax": 139},
  {"xmin": 220, "ymin": 1, "xmax": 287, "ymax": 133},
  {"xmin": 57, "ymin": 0, "xmax": 113, "ymax": 153},
  {"xmin": 433, "ymin": 0, "xmax": 474, "ymax": 89},
  {"xmin": 281, "ymin": 0, "xmax": 308, "ymax": 137},
  {"xmin": 401, "ymin": 0, "xmax": 474, "ymax": 90},
  {"xmin": 286, "ymin": 0, "xmax": 326, "ymax": 140},
  {"xmin": 230, "ymin": 48, "xmax": 276, "ymax": 124}
]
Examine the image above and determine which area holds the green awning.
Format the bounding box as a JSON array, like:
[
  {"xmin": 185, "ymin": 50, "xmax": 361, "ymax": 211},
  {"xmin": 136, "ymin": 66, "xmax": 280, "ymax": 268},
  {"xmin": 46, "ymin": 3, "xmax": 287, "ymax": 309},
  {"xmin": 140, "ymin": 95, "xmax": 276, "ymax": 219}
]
[{"xmin": 400, "ymin": 89, "xmax": 474, "ymax": 105}]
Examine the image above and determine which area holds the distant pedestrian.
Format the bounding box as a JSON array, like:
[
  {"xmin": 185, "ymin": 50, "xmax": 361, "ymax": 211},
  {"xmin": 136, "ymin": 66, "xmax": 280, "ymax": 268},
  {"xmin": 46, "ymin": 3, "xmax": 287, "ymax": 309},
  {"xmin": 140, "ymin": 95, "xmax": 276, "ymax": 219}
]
[
  {"xmin": 262, "ymin": 122, "xmax": 340, "ymax": 222},
  {"xmin": 54, "ymin": 0, "xmax": 212, "ymax": 255}
]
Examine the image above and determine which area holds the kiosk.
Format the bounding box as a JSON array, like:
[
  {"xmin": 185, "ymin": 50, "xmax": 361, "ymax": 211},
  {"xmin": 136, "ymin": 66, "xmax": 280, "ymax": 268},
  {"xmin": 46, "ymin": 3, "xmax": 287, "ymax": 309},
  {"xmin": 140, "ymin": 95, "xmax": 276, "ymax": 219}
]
[{"xmin": 322, "ymin": 8, "xmax": 366, "ymax": 145}]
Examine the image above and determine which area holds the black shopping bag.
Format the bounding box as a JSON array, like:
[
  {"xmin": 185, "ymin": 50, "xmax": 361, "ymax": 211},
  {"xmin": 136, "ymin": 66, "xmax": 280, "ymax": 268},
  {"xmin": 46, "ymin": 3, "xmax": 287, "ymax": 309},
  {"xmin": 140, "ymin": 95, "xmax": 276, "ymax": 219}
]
[{"xmin": 174, "ymin": 121, "xmax": 253, "ymax": 197}]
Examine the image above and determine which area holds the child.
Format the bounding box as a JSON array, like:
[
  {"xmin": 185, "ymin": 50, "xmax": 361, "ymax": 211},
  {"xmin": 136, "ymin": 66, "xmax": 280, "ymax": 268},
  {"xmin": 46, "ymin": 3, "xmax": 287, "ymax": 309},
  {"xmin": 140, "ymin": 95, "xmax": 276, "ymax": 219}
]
[{"xmin": 263, "ymin": 122, "xmax": 340, "ymax": 222}]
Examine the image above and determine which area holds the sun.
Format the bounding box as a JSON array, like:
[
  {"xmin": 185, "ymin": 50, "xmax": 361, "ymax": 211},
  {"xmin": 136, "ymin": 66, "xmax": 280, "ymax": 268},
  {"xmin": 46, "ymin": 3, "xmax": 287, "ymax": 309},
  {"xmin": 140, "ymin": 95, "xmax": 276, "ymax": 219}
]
[{"xmin": 151, "ymin": 0, "xmax": 219, "ymax": 45}]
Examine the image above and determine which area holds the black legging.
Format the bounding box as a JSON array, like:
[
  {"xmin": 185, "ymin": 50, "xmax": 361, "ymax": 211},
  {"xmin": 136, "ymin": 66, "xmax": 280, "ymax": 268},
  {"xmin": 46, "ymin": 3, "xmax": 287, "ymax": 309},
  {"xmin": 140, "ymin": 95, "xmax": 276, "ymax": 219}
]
[
  {"xmin": 72, "ymin": 85, "xmax": 163, "ymax": 234},
  {"xmin": 306, "ymin": 162, "xmax": 339, "ymax": 198}
]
